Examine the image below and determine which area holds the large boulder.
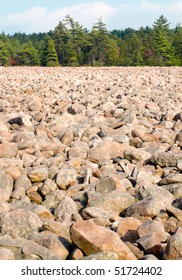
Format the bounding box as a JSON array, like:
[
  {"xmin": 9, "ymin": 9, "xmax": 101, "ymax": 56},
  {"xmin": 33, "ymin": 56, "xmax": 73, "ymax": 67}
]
[{"xmin": 70, "ymin": 220, "xmax": 137, "ymax": 260}]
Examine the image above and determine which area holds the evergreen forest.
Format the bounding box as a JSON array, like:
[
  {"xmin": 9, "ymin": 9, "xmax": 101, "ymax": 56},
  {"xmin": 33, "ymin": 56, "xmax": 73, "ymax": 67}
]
[{"xmin": 0, "ymin": 15, "xmax": 182, "ymax": 67}]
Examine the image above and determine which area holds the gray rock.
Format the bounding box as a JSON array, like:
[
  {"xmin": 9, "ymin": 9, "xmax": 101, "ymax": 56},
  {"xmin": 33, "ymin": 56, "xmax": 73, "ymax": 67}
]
[
  {"xmin": 43, "ymin": 178, "xmax": 57, "ymax": 192},
  {"xmin": 138, "ymin": 185, "xmax": 174, "ymax": 205},
  {"xmin": 82, "ymin": 207, "xmax": 114, "ymax": 220},
  {"xmin": 166, "ymin": 205, "xmax": 182, "ymax": 222},
  {"xmin": 124, "ymin": 147, "xmax": 151, "ymax": 163},
  {"xmin": 166, "ymin": 233, "xmax": 182, "ymax": 260},
  {"xmin": 152, "ymin": 152, "xmax": 182, "ymax": 167},
  {"xmin": 159, "ymin": 174, "xmax": 182, "ymax": 185},
  {"xmin": 88, "ymin": 190, "xmax": 135, "ymax": 214},
  {"xmin": 95, "ymin": 177, "xmax": 116, "ymax": 193},
  {"xmin": 42, "ymin": 190, "xmax": 66, "ymax": 209},
  {"xmin": 0, "ymin": 171, "xmax": 14, "ymax": 202},
  {"xmin": 54, "ymin": 196, "xmax": 82, "ymax": 224},
  {"xmin": 30, "ymin": 231, "xmax": 69, "ymax": 260},
  {"xmin": 11, "ymin": 175, "xmax": 32, "ymax": 199},
  {"xmin": 126, "ymin": 196, "xmax": 171, "ymax": 218},
  {"xmin": 10, "ymin": 201, "xmax": 54, "ymax": 221},
  {"xmin": 43, "ymin": 220, "xmax": 72, "ymax": 243},
  {"xmin": 56, "ymin": 167, "xmax": 77, "ymax": 190},
  {"xmin": 162, "ymin": 183, "xmax": 182, "ymax": 198},
  {"xmin": 0, "ymin": 234, "xmax": 59, "ymax": 260},
  {"xmin": 0, "ymin": 209, "xmax": 43, "ymax": 238}
]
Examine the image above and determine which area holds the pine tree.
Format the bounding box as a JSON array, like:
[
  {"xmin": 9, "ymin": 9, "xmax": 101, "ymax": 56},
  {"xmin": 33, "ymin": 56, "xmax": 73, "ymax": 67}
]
[
  {"xmin": 153, "ymin": 15, "xmax": 174, "ymax": 65},
  {"xmin": 89, "ymin": 18, "xmax": 110, "ymax": 66},
  {"xmin": 41, "ymin": 35, "xmax": 59, "ymax": 66},
  {"xmin": 46, "ymin": 39, "xmax": 59, "ymax": 66},
  {"xmin": 53, "ymin": 21, "xmax": 70, "ymax": 65}
]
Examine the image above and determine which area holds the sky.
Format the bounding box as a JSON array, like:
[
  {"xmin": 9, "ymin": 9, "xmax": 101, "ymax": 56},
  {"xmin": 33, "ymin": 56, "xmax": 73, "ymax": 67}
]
[{"xmin": 0, "ymin": 0, "xmax": 182, "ymax": 34}]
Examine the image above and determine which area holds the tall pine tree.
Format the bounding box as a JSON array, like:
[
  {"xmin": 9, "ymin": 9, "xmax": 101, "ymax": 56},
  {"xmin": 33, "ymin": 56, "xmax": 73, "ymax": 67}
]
[
  {"xmin": 46, "ymin": 39, "xmax": 59, "ymax": 66},
  {"xmin": 41, "ymin": 35, "xmax": 59, "ymax": 66},
  {"xmin": 153, "ymin": 15, "xmax": 174, "ymax": 65}
]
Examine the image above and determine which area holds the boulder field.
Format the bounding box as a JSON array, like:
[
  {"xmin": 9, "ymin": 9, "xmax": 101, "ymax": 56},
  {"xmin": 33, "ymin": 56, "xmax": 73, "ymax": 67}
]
[{"xmin": 0, "ymin": 66, "xmax": 182, "ymax": 260}]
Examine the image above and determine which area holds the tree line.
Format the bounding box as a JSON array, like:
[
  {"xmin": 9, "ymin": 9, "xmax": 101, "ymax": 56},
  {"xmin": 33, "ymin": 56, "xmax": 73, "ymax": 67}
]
[{"xmin": 0, "ymin": 15, "xmax": 182, "ymax": 67}]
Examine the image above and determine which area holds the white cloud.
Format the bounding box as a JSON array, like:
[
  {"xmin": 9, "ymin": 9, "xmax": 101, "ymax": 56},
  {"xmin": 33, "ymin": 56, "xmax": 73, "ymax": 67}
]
[
  {"xmin": 114, "ymin": 1, "xmax": 182, "ymax": 29},
  {"xmin": 0, "ymin": 2, "xmax": 116, "ymax": 34},
  {"xmin": 0, "ymin": 1, "xmax": 182, "ymax": 34},
  {"xmin": 140, "ymin": 1, "xmax": 163, "ymax": 12},
  {"xmin": 169, "ymin": 1, "xmax": 182, "ymax": 11}
]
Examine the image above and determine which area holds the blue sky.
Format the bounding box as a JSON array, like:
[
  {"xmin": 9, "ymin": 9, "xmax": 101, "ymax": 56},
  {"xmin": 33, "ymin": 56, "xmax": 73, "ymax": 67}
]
[{"xmin": 0, "ymin": 1, "xmax": 182, "ymax": 34}]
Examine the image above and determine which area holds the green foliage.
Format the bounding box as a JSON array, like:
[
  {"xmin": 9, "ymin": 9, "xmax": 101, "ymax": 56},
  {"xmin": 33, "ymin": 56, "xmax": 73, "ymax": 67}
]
[
  {"xmin": 1, "ymin": 15, "xmax": 182, "ymax": 66},
  {"xmin": 0, "ymin": 41, "xmax": 10, "ymax": 66},
  {"xmin": 120, "ymin": 33, "xmax": 144, "ymax": 66},
  {"xmin": 173, "ymin": 24, "xmax": 182, "ymax": 65},
  {"xmin": 17, "ymin": 41, "xmax": 40, "ymax": 65}
]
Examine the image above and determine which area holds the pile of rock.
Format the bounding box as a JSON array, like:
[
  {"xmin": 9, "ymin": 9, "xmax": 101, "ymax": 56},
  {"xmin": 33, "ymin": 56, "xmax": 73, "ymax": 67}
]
[{"xmin": 0, "ymin": 66, "xmax": 182, "ymax": 260}]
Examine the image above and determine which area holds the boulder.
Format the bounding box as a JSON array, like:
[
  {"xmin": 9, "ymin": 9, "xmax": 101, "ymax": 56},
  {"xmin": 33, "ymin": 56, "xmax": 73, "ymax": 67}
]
[
  {"xmin": 70, "ymin": 220, "xmax": 137, "ymax": 260},
  {"xmin": 0, "ymin": 209, "xmax": 43, "ymax": 238},
  {"xmin": 166, "ymin": 233, "xmax": 182, "ymax": 260}
]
